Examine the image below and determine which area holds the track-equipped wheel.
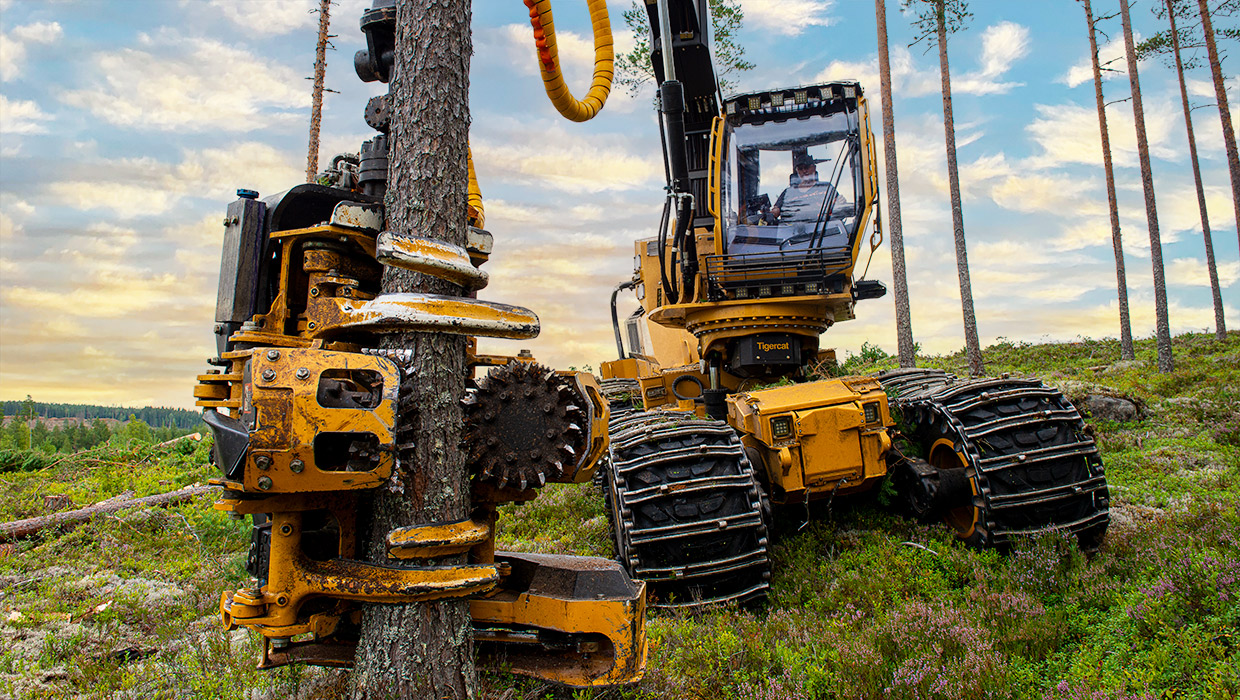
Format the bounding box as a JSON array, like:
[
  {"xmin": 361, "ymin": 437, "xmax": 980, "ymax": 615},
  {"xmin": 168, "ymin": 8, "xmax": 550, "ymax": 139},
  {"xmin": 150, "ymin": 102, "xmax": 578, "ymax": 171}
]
[
  {"xmin": 878, "ymin": 368, "xmax": 1109, "ymax": 551},
  {"xmin": 604, "ymin": 410, "xmax": 771, "ymax": 608}
]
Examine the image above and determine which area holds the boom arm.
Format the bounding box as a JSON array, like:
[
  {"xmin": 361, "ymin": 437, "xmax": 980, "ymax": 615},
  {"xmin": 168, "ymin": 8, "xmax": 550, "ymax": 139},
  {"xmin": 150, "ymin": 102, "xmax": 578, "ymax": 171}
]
[{"xmin": 641, "ymin": 0, "xmax": 720, "ymax": 227}]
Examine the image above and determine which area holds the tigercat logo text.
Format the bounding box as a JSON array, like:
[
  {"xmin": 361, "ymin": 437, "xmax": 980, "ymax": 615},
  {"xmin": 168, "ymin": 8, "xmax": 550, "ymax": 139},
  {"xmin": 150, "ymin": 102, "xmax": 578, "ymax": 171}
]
[{"xmin": 758, "ymin": 341, "xmax": 791, "ymax": 352}]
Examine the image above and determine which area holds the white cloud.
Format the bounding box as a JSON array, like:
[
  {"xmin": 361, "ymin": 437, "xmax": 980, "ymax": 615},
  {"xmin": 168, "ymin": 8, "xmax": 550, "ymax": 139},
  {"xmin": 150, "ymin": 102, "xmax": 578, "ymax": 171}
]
[
  {"xmin": 201, "ymin": 0, "xmax": 318, "ymax": 36},
  {"xmin": 474, "ymin": 125, "xmax": 661, "ymax": 194},
  {"xmin": 952, "ymin": 22, "xmax": 1030, "ymax": 95},
  {"xmin": 1024, "ymin": 101, "xmax": 1179, "ymax": 170},
  {"xmin": 42, "ymin": 142, "xmax": 302, "ymax": 218},
  {"xmin": 0, "ymin": 21, "xmax": 62, "ymax": 82},
  {"xmin": 743, "ymin": 0, "xmax": 836, "ymax": 37},
  {"xmin": 1167, "ymin": 257, "xmax": 1240, "ymax": 287},
  {"xmin": 0, "ymin": 93, "xmax": 47, "ymax": 134},
  {"xmin": 815, "ymin": 23, "xmax": 1029, "ymax": 100},
  {"xmin": 1060, "ymin": 34, "xmax": 1130, "ymax": 88},
  {"xmin": 61, "ymin": 30, "xmax": 308, "ymax": 132}
]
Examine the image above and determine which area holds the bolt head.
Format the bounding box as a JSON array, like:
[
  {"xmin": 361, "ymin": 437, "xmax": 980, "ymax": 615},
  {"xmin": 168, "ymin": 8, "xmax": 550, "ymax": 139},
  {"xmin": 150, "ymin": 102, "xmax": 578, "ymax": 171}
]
[
  {"xmin": 266, "ymin": 349, "xmax": 280, "ymax": 361},
  {"xmin": 255, "ymin": 455, "xmax": 271, "ymax": 470},
  {"xmin": 296, "ymin": 368, "xmax": 310, "ymax": 380},
  {"xmin": 261, "ymin": 368, "xmax": 276, "ymax": 382},
  {"xmin": 290, "ymin": 459, "xmax": 305, "ymax": 473},
  {"xmin": 257, "ymin": 476, "xmax": 273, "ymax": 490}
]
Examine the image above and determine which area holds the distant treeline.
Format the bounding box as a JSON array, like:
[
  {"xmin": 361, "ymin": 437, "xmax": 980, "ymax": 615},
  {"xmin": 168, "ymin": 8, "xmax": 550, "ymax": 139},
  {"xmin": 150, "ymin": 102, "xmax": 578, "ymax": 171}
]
[{"xmin": 0, "ymin": 400, "xmax": 201, "ymax": 430}]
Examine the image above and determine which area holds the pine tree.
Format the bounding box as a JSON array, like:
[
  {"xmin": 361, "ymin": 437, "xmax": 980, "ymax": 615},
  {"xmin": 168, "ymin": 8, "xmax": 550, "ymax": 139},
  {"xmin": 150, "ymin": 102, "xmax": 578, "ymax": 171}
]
[
  {"xmin": 1163, "ymin": 0, "xmax": 1227, "ymax": 339},
  {"xmin": 1121, "ymin": 0, "xmax": 1175, "ymax": 372},
  {"xmin": 349, "ymin": 0, "xmax": 476, "ymax": 697},
  {"xmin": 1081, "ymin": 0, "xmax": 1136, "ymax": 360},
  {"xmin": 904, "ymin": 0, "xmax": 985, "ymax": 375},
  {"xmin": 1197, "ymin": 0, "xmax": 1240, "ymax": 252},
  {"xmin": 876, "ymin": 0, "xmax": 917, "ymax": 368}
]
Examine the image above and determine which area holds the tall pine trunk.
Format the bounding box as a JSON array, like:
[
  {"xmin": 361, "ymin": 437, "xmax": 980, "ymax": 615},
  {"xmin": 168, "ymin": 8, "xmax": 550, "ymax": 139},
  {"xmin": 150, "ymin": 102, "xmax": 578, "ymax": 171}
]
[
  {"xmin": 876, "ymin": 0, "xmax": 916, "ymax": 368},
  {"xmin": 1082, "ymin": 0, "xmax": 1136, "ymax": 360},
  {"xmin": 306, "ymin": 0, "xmax": 331, "ymax": 182},
  {"xmin": 350, "ymin": 1, "xmax": 476, "ymax": 698},
  {"xmin": 934, "ymin": 0, "xmax": 984, "ymax": 376},
  {"xmin": 1197, "ymin": 0, "xmax": 1240, "ymax": 252},
  {"xmin": 1168, "ymin": 0, "xmax": 1227, "ymax": 340},
  {"xmin": 1121, "ymin": 0, "xmax": 1174, "ymax": 372}
]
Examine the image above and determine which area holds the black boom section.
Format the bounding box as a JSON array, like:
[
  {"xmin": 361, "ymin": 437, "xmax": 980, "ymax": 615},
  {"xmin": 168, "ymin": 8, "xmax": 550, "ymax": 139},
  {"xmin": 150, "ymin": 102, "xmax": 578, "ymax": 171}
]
[
  {"xmin": 605, "ymin": 411, "xmax": 770, "ymax": 607},
  {"xmin": 642, "ymin": 0, "xmax": 720, "ymax": 226}
]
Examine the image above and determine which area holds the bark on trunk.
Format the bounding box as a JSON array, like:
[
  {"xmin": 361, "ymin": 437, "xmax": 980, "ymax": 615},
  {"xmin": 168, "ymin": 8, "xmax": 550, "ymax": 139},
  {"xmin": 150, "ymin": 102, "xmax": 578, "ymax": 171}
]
[
  {"xmin": 0, "ymin": 484, "xmax": 211, "ymax": 542},
  {"xmin": 1168, "ymin": 0, "xmax": 1227, "ymax": 340},
  {"xmin": 307, "ymin": 0, "xmax": 331, "ymax": 183},
  {"xmin": 876, "ymin": 0, "xmax": 916, "ymax": 368},
  {"xmin": 934, "ymin": 0, "xmax": 984, "ymax": 376},
  {"xmin": 1121, "ymin": 0, "xmax": 1175, "ymax": 372},
  {"xmin": 1083, "ymin": 0, "xmax": 1136, "ymax": 360},
  {"xmin": 1197, "ymin": 0, "xmax": 1240, "ymax": 253},
  {"xmin": 349, "ymin": 1, "xmax": 476, "ymax": 698}
]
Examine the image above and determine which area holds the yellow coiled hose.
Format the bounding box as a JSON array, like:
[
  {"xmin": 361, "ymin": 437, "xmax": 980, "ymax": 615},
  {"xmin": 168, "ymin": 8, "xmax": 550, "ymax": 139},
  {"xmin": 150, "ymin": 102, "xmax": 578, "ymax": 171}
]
[
  {"xmin": 467, "ymin": 1, "xmax": 613, "ymax": 227},
  {"xmin": 467, "ymin": 146, "xmax": 484, "ymax": 229},
  {"xmin": 523, "ymin": 0, "xmax": 614, "ymax": 122}
]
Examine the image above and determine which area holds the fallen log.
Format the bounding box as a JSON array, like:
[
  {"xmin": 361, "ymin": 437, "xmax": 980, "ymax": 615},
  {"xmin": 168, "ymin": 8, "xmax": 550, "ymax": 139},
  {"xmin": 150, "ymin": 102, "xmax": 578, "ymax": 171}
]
[{"xmin": 0, "ymin": 484, "xmax": 214, "ymax": 542}]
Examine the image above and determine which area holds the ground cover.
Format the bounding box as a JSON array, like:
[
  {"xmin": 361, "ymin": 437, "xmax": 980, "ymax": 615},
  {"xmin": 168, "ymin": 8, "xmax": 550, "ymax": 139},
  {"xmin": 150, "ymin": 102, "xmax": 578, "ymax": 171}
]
[{"xmin": 1, "ymin": 332, "xmax": 1236, "ymax": 699}]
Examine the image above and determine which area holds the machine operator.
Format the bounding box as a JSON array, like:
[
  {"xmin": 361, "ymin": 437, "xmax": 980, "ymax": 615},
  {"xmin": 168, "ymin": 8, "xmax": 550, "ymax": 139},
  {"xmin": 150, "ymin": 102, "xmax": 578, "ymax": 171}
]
[{"xmin": 770, "ymin": 152, "xmax": 845, "ymax": 223}]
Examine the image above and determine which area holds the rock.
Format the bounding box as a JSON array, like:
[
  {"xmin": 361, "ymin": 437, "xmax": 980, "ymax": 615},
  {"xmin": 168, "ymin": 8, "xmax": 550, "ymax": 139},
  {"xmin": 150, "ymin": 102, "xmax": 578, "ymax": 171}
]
[
  {"xmin": 1082, "ymin": 394, "xmax": 1140, "ymax": 422},
  {"xmin": 1103, "ymin": 359, "xmax": 1144, "ymax": 375}
]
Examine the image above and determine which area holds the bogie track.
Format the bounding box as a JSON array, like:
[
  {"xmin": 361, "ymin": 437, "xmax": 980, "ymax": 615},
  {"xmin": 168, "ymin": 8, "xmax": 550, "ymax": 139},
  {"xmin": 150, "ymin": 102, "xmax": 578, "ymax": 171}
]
[
  {"xmin": 878, "ymin": 368, "xmax": 1110, "ymax": 550},
  {"xmin": 604, "ymin": 410, "xmax": 771, "ymax": 607}
]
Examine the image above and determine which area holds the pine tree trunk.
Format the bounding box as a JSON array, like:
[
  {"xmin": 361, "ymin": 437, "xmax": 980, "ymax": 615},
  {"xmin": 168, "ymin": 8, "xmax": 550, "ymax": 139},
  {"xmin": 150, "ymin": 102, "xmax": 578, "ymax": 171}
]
[
  {"xmin": 307, "ymin": 0, "xmax": 331, "ymax": 183},
  {"xmin": 1121, "ymin": 0, "xmax": 1174, "ymax": 372},
  {"xmin": 1168, "ymin": 0, "xmax": 1227, "ymax": 340},
  {"xmin": 875, "ymin": 0, "xmax": 916, "ymax": 368},
  {"xmin": 1197, "ymin": 0, "xmax": 1240, "ymax": 253},
  {"xmin": 1083, "ymin": 0, "xmax": 1136, "ymax": 360},
  {"xmin": 350, "ymin": 1, "xmax": 476, "ymax": 698},
  {"xmin": 934, "ymin": 0, "xmax": 984, "ymax": 376}
]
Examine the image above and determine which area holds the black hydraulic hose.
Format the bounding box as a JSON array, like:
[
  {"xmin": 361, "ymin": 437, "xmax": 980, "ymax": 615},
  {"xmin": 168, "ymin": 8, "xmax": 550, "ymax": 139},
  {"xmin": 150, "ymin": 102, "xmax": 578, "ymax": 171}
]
[
  {"xmin": 673, "ymin": 195, "xmax": 693, "ymax": 301},
  {"xmin": 610, "ymin": 279, "xmax": 637, "ymax": 359},
  {"xmin": 657, "ymin": 196, "xmax": 675, "ymax": 302}
]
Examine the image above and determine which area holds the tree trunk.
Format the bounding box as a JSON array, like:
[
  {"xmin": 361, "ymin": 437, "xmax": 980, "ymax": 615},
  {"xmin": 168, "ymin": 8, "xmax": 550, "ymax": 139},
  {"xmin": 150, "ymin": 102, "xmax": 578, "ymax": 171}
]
[
  {"xmin": 1083, "ymin": 0, "xmax": 1136, "ymax": 360},
  {"xmin": 934, "ymin": 0, "xmax": 984, "ymax": 376},
  {"xmin": 1121, "ymin": 0, "xmax": 1174, "ymax": 372},
  {"xmin": 306, "ymin": 0, "xmax": 332, "ymax": 183},
  {"xmin": 350, "ymin": 1, "xmax": 476, "ymax": 698},
  {"xmin": 875, "ymin": 0, "xmax": 916, "ymax": 368},
  {"xmin": 1197, "ymin": 0, "xmax": 1240, "ymax": 253},
  {"xmin": 1168, "ymin": 0, "xmax": 1227, "ymax": 340}
]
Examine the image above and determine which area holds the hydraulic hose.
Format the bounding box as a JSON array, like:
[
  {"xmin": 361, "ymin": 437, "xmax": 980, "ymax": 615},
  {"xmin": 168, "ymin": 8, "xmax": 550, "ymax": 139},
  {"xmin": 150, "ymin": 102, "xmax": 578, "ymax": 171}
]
[
  {"xmin": 523, "ymin": 0, "xmax": 614, "ymax": 122},
  {"xmin": 610, "ymin": 279, "xmax": 637, "ymax": 359},
  {"xmin": 467, "ymin": 146, "xmax": 484, "ymax": 229}
]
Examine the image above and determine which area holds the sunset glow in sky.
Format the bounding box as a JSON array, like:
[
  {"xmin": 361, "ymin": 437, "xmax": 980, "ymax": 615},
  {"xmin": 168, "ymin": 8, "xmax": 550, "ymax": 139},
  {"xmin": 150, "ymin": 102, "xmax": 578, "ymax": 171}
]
[{"xmin": 0, "ymin": 0, "xmax": 1236, "ymax": 409}]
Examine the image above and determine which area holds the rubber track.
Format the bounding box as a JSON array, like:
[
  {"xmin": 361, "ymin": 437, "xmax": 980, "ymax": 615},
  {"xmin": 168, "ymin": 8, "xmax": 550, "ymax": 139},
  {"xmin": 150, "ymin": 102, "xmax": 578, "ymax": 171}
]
[
  {"xmin": 877, "ymin": 368, "xmax": 1110, "ymax": 549},
  {"xmin": 604, "ymin": 410, "xmax": 771, "ymax": 607}
]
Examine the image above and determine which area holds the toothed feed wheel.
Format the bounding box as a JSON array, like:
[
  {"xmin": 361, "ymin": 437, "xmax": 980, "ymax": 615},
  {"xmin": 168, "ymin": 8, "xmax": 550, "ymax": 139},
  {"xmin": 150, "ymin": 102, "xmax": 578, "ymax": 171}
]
[{"xmin": 465, "ymin": 362, "xmax": 586, "ymax": 490}]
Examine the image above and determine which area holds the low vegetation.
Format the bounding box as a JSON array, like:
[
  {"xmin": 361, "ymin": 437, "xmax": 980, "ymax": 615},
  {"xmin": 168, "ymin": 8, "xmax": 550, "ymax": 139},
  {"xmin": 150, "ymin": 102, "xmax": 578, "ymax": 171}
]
[{"xmin": 1, "ymin": 332, "xmax": 1235, "ymax": 699}]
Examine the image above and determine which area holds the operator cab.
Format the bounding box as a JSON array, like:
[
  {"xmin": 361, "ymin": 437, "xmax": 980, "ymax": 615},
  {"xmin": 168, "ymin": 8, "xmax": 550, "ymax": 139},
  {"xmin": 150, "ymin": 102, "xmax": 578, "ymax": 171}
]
[{"xmin": 707, "ymin": 83, "xmax": 872, "ymax": 302}]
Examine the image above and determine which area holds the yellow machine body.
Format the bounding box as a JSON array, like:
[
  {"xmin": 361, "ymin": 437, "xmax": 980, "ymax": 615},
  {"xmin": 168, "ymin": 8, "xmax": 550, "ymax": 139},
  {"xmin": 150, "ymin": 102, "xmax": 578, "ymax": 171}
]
[{"xmin": 603, "ymin": 82, "xmax": 894, "ymax": 507}]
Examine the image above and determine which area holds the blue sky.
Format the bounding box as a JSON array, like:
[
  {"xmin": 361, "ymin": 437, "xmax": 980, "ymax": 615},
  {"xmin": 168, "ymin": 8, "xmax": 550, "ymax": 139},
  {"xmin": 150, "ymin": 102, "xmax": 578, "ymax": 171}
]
[{"xmin": 0, "ymin": 0, "xmax": 1236, "ymax": 409}]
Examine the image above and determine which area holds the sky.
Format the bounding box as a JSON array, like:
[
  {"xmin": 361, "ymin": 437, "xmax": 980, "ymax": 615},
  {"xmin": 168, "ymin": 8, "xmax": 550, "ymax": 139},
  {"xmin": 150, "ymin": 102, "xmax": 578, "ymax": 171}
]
[{"xmin": 0, "ymin": 0, "xmax": 1237, "ymax": 410}]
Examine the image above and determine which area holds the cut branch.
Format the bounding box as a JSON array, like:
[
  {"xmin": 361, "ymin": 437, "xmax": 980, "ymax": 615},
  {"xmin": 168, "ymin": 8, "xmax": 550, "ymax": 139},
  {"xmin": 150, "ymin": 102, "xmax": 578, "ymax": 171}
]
[{"xmin": 0, "ymin": 484, "xmax": 213, "ymax": 542}]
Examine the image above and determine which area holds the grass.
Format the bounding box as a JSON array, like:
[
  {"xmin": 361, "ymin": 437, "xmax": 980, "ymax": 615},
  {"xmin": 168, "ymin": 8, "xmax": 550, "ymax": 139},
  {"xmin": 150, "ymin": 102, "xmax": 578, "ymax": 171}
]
[{"xmin": 1, "ymin": 332, "xmax": 1237, "ymax": 699}]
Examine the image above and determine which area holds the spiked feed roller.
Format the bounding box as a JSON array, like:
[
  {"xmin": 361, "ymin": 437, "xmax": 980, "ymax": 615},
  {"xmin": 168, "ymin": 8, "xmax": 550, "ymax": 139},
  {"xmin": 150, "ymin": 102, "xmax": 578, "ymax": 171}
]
[{"xmin": 466, "ymin": 361, "xmax": 589, "ymax": 490}]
